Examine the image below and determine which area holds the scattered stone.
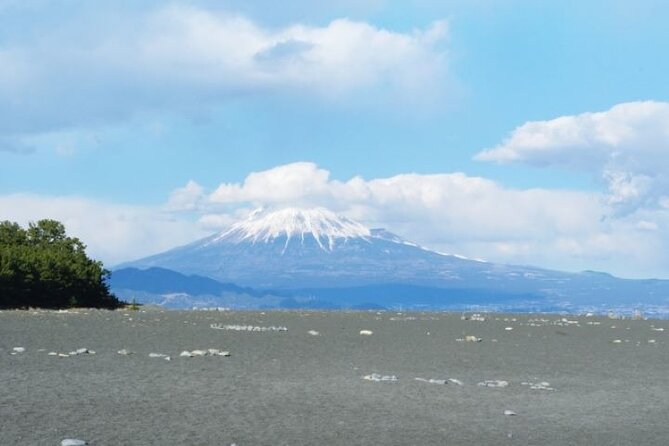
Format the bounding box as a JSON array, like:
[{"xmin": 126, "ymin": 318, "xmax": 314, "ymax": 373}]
[
  {"xmin": 61, "ymin": 439, "xmax": 87, "ymax": 446},
  {"xmin": 117, "ymin": 349, "xmax": 133, "ymax": 355},
  {"xmin": 179, "ymin": 349, "xmax": 230, "ymax": 358},
  {"xmin": 464, "ymin": 335, "xmax": 482, "ymax": 343},
  {"xmin": 504, "ymin": 410, "xmax": 517, "ymax": 416},
  {"xmin": 149, "ymin": 353, "xmax": 171, "ymax": 360},
  {"xmin": 359, "ymin": 330, "xmax": 374, "ymax": 336},
  {"xmin": 612, "ymin": 339, "xmax": 622, "ymax": 344},
  {"xmin": 68, "ymin": 348, "xmax": 95, "ymax": 356},
  {"xmin": 651, "ymin": 327, "xmax": 665, "ymax": 332},
  {"xmin": 48, "ymin": 352, "xmax": 58, "ymax": 356},
  {"xmin": 308, "ymin": 330, "xmax": 320, "ymax": 336},
  {"xmin": 12, "ymin": 347, "xmax": 25, "ymax": 353},
  {"xmin": 58, "ymin": 353, "xmax": 70, "ymax": 358},
  {"xmin": 363, "ymin": 373, "xmax": 398, "ymax": 382},
  {"xmin": 462, "ymin": 313, "xmax": 486, "ymax": 321},
  {"xmin": 521, "ymin": 381, "xmax": 554, "ymax": 391},
  {"xmin": 648, "ymin": 339, "xmax": 657, "ymax": 344},
  {"xmin": 504, "ymin": 327, "xmax": 514, "ymax": 331},
  {"xmin": 210, "ymin": 323, "xmax": 287, "ymax": 332},
  {"xmin": 478, "ymin": 380, "xmax": 509, "ymax": 388}
]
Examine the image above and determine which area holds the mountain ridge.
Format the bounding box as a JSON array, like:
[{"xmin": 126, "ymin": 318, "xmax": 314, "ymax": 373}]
[{"xmin": 116, "ymin": 207, "xmax": 669, "ymax": 313}]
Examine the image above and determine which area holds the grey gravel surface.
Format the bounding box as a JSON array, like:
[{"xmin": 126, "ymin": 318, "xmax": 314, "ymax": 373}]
[{"xmin": 1, "ymin": 309, "xmax": 668, "ymax": 445}]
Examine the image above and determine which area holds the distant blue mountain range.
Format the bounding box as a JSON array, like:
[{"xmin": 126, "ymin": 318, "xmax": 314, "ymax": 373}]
[{"xmin": 112, "ymin": 207, "xmax": 669, "ymax": 315}]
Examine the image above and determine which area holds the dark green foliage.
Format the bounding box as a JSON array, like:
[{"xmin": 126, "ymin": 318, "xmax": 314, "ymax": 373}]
[{"xmin": 0, "ymin": 219, "xmax": 123, "ymax": 309}]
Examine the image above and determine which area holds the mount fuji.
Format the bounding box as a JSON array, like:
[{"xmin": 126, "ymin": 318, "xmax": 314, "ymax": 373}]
[{"xmin": 114, "ymin": 207, "xmax": 669, "ymax": 313}]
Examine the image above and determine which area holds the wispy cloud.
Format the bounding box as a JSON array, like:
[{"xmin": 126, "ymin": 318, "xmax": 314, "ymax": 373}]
[{"xmin": 0, "ymin": 4, "xmax": 448, "ymax": 139}]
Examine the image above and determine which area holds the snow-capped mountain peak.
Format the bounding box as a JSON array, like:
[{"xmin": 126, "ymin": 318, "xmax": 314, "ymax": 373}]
[{"xmin": 214, "ymin": 207, "xmax": 371, "ymax": 251}]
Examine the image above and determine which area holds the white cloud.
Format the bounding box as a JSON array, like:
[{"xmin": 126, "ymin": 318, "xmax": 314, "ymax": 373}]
[
  {"xmin": 173, "ymin": 161, "xmax": 669, "ymax": 277},
  {"xmin": 0, "ymin": 194, "xmax": 206, "ymax": 266},
  {"xmin": 166, "ymin": 180, "xmax": 205, "ymax": 212},
  {"xmin": 4, "ymin": 161, "xmax": 669, "ymax": 277},
  {"xmin": 475, "ymin": 101, "xmax": 669, "ymax": 215},
  {"xmin": 0, "ymin": 5, "xmax": 448, "ymax": 136}
]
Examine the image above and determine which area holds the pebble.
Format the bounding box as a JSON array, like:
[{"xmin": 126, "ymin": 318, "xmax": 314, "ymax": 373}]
[
  {"xmin": 464, "ymin": 335, "xmax": 482, "ymax": 342},
  {"xmin": 362, "ymin": 373, "xmax": 398, "ymax": 382},
  {"xmin": 61, "ymin": 439, "xmax": 87, "ymax": 446},
  {"xmin": 359, "ymin": 330, "xmax": 373, "ymax": 336},
  {"xmin": 308, "ymin": 330, "xmax": 320, "ymax": 336},
  {"xmin": 521, "ymin": 381, "xmax": 554, "ymax": 391},
  {"xmin": 504, "ymin": 410, "xmax": 517, "ymax": 416},
  {"xmin": 12, "ymin": 347, "xmax": 25, "ymax": 353},
  {"xmin": 210, "ymin": 323, "xmax": 287, "ymax": 332},
  {"xmin": 117, "ymin": 349, "xmax": 133, "ymax": 355},
  {"xmin": 68, "ymin": 348, "xmax": 95, "ymax": 356},
  {"xmin": 179, "ymin": 349, "xmax": 230, "ymax": 358},
  {"xmin": 504, "ymin": 327, "xmax": 514, "ymax": 331},
  {"xmin": 478, "ymin": 380, "xmax": 509, "ymax": 388}
]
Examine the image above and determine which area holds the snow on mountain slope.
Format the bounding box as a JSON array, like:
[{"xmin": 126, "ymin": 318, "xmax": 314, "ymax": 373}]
[{"xmin": 211, "ymin": 207, "xmax": 371, "ymax": 251}]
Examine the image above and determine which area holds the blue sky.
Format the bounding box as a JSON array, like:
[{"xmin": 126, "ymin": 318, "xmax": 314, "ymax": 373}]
[{"xmin": 2, "ymin": 0, "xmax": 669, "ymax": 277}]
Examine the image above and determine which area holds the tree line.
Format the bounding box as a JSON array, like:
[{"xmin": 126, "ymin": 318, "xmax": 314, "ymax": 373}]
[{"xmin": 0, "ymin": 219, "xmax": 123, "ymax": 309}]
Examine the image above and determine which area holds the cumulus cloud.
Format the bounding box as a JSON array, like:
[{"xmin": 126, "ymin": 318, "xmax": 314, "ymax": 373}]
[
  {"xmin": 4, "ymin": 161, "xmax": 669, "ymax": 277},
  {"xmin": 171, "ymin": 161, "xmax": 669, "ymax": 277},
  {"xmin": 0, "ymin": 4, "xmax": 447, "ymax": 136},
  {"xmin": 0, "ymin": 194, "xmax": 206, "ymax": 265},
  {"xmin": 475, "ymin": 101, "xmax": 669, "ymax": 215}
]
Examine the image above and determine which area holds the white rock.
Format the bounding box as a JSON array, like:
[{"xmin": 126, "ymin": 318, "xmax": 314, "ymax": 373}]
[
  {"xmin": 12, "ymin": 347, "xmax": 25, "ymax": 353},
  {"xmin": 465, "ymin": 335, "xmax": 482, "ymax": 342},
  {"xmin": 180, "ymin": 351, "xmax": 193, "ymax": 357},
  {"xmin": 448, "ymin": 378, "xmax": 464, "ymax": 386},
  {"xmin": 478, "ymin": 380, "xmax": 509, "ymax": 388},
  {"xmin": 191, "ymin": 350, "xmax": 207, "ymax": 356},
  {"xmin": 504, "ymin": 410, "xmax": 517, "ymax": 416},
  {"xmin": 362, "ymin": 373, "xmax": 397, "ymax": 382},
  {"xmin": 61, "ymin": 439, "xmax": 87, "ymax": 446},
  {"xmin": 58, "ymin": 353, "xmax": 70, "ymax": 358},
  {"xmin": 359, "ymin": 330, "xmax": 373, "ymax": 336},
  {"xmin": 48, "ymin": 352, "xmax": 58, "ymax": 356},
  {"xmin": 117, "ymin": 349, "xmax": 133, "ymax": 355},
  {"xmin": 504, "ymin": 327, "xmax": 514, "ymax": 331},
  {"xmin": 149, "ymin": 353, "xmax": 168, "ymax": 358},
  {"xmin": 308, "ymin": 330, "xmax": 320, "ymax": 336}
]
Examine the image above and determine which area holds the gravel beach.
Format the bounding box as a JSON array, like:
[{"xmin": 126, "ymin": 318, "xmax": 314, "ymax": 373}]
[{"xmin": 1, "ymin": 309, "xmax": 668, "ymax": 445}]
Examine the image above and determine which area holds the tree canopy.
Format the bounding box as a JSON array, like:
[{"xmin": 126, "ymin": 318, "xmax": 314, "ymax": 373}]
[{"xmin": 0, "ymin": 219, "xmax": 123, "ymax": 309}]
